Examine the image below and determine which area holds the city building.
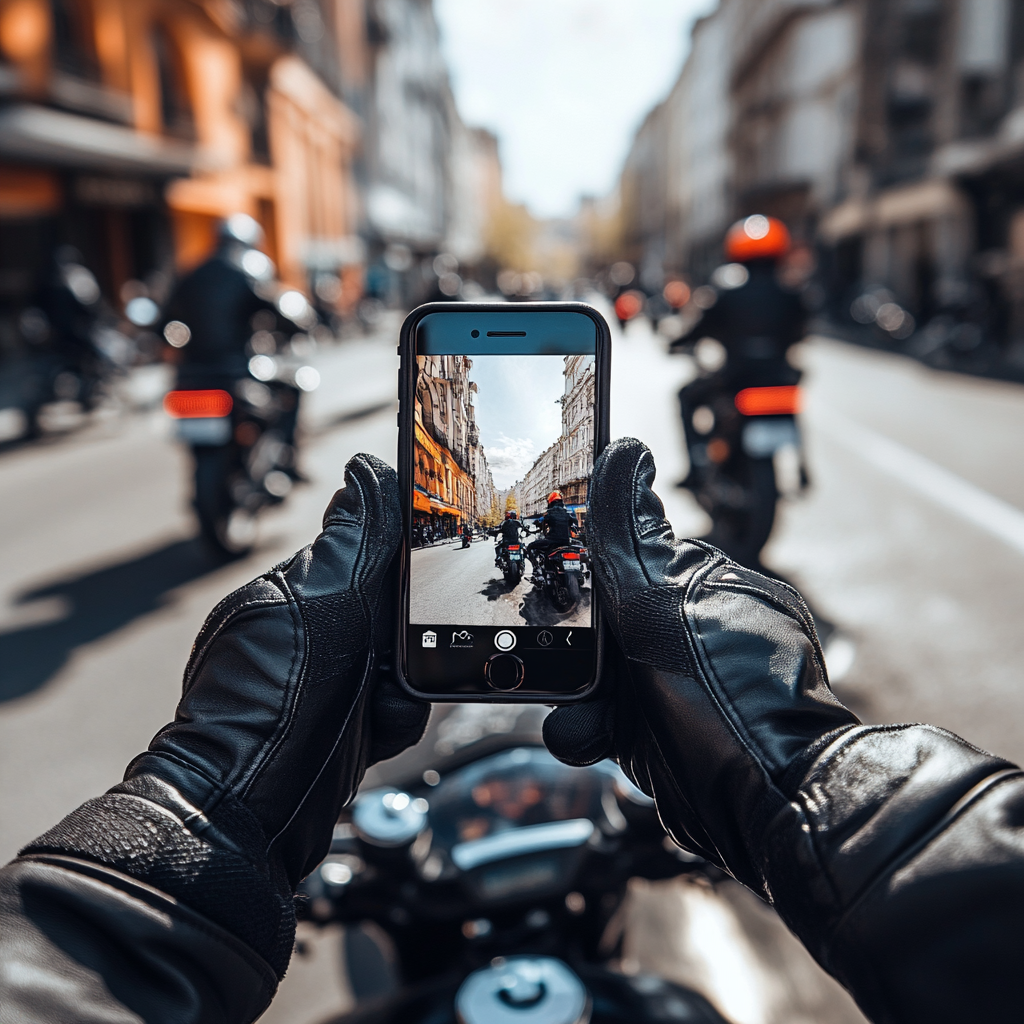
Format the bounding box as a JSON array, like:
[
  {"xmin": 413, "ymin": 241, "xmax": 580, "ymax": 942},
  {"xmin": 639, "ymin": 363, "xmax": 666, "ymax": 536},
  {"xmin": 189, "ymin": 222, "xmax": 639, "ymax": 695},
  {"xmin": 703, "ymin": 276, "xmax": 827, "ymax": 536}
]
[
  {"xmin": 0, "ymin": 0, "xmax": 362, "ymax": 311},
  {"xmin": 616, "ymin": 0, "xmax": 1024, "ymax": 359},
  {"xmin": 516, "ymin": 441, "xmax": 558, "ymax": 518},
  {"xmin": 512, "ymin": 354, "xmax": 596, "ymax": 520},
  {"xmin": 361, "ymin": 0, "xmax": 450, "ymax": 265},
  {"xmin": 473, "ymin": 454, "xmax": 498, "ymax": 528},
  {"xmin": 557, "ymin": 354, "xmax": 595, "ymax": 511},
  {"xmin": 617, "ymin": 0, "xmax": 860, "ymax": 282},
  {"xmin": 413, "ymin": 353, "xmax": 484, "ymax": 537},
  {"xmin": 818, "ymin": 0, "xmax": 1024, "ymax": 358},
  {"xmin": 359, "ymin": 0, "xmax": 505, "ymax": 305}
]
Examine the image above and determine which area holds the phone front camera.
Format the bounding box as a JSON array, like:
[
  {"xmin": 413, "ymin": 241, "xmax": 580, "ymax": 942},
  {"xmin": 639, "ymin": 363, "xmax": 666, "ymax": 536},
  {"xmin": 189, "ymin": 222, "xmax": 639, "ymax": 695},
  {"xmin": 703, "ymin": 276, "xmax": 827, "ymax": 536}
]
[{"xmin": 471, "ymin": 329, "xmax": 479, "ymax": 338}]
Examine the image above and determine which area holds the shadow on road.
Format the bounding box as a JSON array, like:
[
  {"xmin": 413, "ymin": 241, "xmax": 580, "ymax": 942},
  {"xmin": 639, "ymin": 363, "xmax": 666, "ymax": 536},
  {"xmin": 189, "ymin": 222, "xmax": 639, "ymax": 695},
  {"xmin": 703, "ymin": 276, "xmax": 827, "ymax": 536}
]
[
  {"xmin": 0, "ymin": 536, "xmax": 229, "ymax": 704},
  {"xmin": 479, "ymin": 578, "xmax": 514, "ymax": 602},
  {"xmin": 518, "ymin": 585, "xmax": 592, "ymax": 627}
]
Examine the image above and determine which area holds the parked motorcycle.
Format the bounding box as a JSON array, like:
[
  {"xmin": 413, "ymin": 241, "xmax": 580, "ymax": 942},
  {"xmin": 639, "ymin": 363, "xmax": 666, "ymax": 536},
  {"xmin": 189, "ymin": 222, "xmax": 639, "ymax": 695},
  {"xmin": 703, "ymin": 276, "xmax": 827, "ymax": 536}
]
[
  {"xmin": 299, "ymin": 726, "xmax": 730, "ymax": 1024},
  {"xmin": 164, "ymin": 343, "xmax": 318, "ymax": 556},
  {"xmin": 683, "ymin": 378, "xmax": 807, "ymax": 567}
]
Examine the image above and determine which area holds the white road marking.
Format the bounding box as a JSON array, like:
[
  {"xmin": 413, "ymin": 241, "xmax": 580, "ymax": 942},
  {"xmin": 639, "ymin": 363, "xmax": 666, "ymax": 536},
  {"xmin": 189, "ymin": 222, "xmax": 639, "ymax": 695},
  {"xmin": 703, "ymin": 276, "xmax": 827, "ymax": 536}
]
[{"xmin": 820, "ymin": 411, "xmax": 1024, "ymax": 557}]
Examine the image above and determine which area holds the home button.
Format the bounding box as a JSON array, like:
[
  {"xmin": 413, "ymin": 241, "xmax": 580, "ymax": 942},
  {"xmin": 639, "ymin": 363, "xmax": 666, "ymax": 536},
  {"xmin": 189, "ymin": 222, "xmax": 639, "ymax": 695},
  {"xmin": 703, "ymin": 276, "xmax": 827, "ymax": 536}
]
[{"xmin": 485, "ymin": 653, "xmax": 524, "ymax": 691}]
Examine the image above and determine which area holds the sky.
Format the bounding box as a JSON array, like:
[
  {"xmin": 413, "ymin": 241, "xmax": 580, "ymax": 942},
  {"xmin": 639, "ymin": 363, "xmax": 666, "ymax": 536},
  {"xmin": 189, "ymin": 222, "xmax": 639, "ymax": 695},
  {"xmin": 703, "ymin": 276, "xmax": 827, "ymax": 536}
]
[
  {"xmin": 468, "ymin": 355, "xmax": 566, "ymax": 489},
  {"xmin": 434, "ymin": 0, "xmax": 718, "ymax": 218}
]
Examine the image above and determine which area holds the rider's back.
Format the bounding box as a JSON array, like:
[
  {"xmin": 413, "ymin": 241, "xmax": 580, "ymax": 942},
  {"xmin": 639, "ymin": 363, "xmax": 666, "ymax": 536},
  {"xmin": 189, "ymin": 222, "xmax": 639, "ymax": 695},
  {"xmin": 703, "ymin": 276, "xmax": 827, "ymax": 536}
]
[
  {"xmin": 499, "ymin": 519, "xmax": 523, "ymax": 543},
  {"xmin": 542, "ymin": 506, "xmax": 574, "ymax": 546},
  {"xmin": 698, "ymin": 261, "xmax": 805, "ymax": 361},
  {"xmin": 167, "ymin": 255, "xmax": 265, "ymax": 374}
]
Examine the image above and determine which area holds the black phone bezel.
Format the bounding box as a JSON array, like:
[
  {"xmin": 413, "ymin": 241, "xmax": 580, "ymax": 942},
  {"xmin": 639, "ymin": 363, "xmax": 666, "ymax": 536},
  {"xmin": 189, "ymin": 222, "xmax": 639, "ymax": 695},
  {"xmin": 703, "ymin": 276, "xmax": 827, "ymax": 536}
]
[{"xmin": 395, "ymin": 301, "xmax": 611, "ymax": 703}]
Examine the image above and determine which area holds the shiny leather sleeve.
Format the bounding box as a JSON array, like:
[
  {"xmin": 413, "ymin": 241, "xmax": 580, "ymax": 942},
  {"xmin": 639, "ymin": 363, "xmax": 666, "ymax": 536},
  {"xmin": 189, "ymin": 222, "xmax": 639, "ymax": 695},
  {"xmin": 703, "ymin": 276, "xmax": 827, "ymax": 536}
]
[
  {"xmin": 0, "ymin": 855, "xmax": 276, "ymax": 1024},
  {"xmin": 764, "ymin": 724, "xmax": 1024, "ymax": 1024}
]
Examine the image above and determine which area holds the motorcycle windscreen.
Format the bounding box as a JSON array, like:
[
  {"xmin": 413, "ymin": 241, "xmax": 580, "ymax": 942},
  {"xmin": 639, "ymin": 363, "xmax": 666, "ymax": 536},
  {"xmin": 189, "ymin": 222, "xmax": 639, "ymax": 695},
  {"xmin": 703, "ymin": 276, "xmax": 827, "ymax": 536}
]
[{"xmin": 406, "ymin": 312, "xmax": 598, "ymax": 697}]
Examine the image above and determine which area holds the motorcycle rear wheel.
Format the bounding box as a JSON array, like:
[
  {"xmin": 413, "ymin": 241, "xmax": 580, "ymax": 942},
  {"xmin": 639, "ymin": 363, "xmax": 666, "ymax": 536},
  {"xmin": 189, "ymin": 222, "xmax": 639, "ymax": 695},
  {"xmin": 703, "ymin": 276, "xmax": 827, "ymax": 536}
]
[
  {"xmin": 551, "ymin": 571, "xmax": 581, "ymax": 613},
  {"xmin": 193, "ymin": 446, "xmax": 257, "ymax": 558},
  {"xmin": 704, "ymin": 456, "xmax": 777, "ymax": 566},
  {"xmin": 503, "ymin": 561, "xmax": 523, "ymax": 588}
]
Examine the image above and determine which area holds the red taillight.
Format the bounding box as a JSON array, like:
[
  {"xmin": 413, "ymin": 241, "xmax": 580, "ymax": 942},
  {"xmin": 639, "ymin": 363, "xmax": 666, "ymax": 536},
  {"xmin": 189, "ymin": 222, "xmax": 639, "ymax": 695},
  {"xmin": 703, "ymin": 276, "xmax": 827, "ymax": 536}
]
[
  {"xmin": 614, "ymin": 290, "xmax": 644, "ymax": 321},
  {"xmin": 164, "ymin": 389, "xmax": 233, "ymax": 419},
  {"xmin": 562, "ymin": 552, "xmax": 580, "ymax": 560},
  {"xmin": 734, "ymin": 385, "xmax": 801, "ymax": 417},
  {"xmin": 508, "ymin": 545, "xmax": 520, "ymax": 550}
]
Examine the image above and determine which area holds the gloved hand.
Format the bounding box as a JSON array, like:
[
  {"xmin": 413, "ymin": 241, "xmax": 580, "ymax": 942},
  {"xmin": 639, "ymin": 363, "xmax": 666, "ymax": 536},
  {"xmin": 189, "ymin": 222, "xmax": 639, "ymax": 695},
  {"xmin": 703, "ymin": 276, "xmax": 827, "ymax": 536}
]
[
  {"xmin": 23, "ymin": 453, "xmax": 428, "ymax": 975},
  {"xmin": 543, "ymin": 438, "xmax": 860, "ymax": 896}
]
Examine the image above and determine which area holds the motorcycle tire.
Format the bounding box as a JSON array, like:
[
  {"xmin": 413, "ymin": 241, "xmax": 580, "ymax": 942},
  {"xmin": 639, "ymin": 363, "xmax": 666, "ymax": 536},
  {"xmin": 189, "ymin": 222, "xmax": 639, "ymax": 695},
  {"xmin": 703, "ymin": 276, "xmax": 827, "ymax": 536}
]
[
  {"xmin": 503, "ymin": 561, "xmax": 523, "ymax": 589},
  {"xmin": 551, "ymin": 571, "xmax": 581, "ymax": 613},
  {"xmin": 193, "ymin": 446, "xmax": 256, "ymax": 558},
  {"xmin": 706, "ymin": 455, "xmax": 777, "ymax": 567}
]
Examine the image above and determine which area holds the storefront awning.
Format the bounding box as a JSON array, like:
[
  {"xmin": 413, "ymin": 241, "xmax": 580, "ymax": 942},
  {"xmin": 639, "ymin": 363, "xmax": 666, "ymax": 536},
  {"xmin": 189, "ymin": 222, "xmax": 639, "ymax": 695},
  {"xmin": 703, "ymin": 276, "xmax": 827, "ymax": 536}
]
[
  {"xmin": 819, "ymin": 179, "xmax": 969, "ymax": 242},
  {"xmin": 0, "ymin": 104, "xmax": 198, "ymax": 177},
  {"xmin": 413, "ymin": 487, "xmax": 464, "ymax": 517}
]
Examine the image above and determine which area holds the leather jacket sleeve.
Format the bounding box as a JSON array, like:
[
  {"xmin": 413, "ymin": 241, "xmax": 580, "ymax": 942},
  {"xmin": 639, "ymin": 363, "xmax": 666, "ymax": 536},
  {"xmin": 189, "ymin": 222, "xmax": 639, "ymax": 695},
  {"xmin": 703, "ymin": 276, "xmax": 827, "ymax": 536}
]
[
  {"xmin": 764, "ymin": 724, "xmax": 1024, "ymax": 1023},
  {"xmin": 0, "ymin": 855, "xmax": 276, "ymax": 1023}
]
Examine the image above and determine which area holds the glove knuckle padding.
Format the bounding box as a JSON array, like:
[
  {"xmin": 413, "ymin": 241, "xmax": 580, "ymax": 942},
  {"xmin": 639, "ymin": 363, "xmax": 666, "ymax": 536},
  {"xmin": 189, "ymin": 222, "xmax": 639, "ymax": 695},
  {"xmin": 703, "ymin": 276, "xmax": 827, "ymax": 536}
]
[{"xmin": 641, "ymin": 560, "xmax": 855, "ymax": 888}]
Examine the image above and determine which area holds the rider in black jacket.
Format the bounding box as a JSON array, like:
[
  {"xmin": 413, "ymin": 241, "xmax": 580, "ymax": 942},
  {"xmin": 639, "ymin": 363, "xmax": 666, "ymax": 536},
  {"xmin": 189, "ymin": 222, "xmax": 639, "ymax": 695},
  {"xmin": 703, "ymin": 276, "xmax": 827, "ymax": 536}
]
[
  {"xmin": 672, "ymin": 215, "xmax": 806, "ymax": 486},
  {"xmin": 2, "ymin": 443, "xmax": 1023, "ymax": 1023},
  {"xmin": 526, "ymin": 491, "xmax": 578, "ymax": 566},
  {"xmin": 163, "ymin": 215, "xmax": 278, "ymax": 381},
  {"xmin": 163, "ymin": 214, "xmax": 306, "ymax": 458},
  {"xmin": 490, "ymin": 509, "xmax": 528, "ymax": 564}
]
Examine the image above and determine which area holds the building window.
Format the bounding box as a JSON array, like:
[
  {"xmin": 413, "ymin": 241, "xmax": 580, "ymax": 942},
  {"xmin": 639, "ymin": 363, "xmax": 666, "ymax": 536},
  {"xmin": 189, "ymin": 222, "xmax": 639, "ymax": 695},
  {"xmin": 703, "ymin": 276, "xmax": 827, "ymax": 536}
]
[
  {"xmin": 153, "ymin": 24, "xmax": 195, "ymax": 140},
  {"xmin": 51, "ymin": 0, "xmax": 99, "ymax": 80},
  {"xmin": 239, "ymin": 70, "xmax": 271, "ymax": 164}
]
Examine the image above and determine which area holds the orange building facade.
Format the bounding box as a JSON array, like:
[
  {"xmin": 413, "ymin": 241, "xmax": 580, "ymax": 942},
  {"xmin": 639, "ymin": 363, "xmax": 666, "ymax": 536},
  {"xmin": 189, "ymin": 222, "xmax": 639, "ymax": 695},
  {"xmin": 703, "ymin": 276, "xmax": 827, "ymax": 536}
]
[
  {"xmin": 0, "ymin": 0, "xmax": 362, "ymax": 324},
  {"xmin": 413, "ymin": 417, "xmax": 475, "ymax": 539}
]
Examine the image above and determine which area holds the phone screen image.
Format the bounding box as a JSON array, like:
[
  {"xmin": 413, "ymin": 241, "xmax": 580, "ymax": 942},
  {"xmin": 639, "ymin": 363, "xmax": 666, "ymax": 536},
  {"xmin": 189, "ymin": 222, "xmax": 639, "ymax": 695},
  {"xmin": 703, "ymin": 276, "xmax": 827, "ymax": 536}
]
[{"xmin": 401, "ymin": 308, "xmax": 604, "ymax": 698}]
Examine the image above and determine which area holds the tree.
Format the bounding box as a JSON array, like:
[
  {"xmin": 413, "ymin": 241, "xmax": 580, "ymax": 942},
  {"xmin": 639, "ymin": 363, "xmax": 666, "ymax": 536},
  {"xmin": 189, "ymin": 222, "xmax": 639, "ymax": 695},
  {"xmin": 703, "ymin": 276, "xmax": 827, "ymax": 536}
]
[
  {"xmin": 504, "ymin": 492, "xmax": 519, "ymax": 513},
  {"xmin": 481, "ymin": 493, "xmax": 501, "ymax": 528}
]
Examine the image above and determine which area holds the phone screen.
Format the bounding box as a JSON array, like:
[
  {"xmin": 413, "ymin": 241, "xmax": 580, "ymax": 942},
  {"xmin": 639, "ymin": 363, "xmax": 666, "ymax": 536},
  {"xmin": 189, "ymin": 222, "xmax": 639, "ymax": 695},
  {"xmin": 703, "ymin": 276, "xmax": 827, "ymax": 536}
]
[{"xmin": 402, "ymin": 309, "xmax": 603, "ymax": 698}]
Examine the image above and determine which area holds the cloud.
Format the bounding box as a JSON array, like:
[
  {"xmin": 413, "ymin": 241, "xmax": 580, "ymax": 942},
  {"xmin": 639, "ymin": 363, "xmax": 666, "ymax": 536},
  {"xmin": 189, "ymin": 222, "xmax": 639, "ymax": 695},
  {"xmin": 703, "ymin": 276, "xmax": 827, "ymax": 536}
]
[
  {"xmin": 434, "ymin": 0, "xmax": 717, "ymax": 217},
  {"xmin": 484, "ymin": 434, "xmax": 541, "ymax": 488}
]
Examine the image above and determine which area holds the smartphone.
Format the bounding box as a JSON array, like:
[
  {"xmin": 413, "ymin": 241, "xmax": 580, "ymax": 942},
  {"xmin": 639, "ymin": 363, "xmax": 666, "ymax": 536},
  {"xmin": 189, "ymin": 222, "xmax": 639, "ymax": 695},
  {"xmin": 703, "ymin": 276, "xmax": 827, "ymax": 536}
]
[{"xmin": 396, "ymin": 302, "xmax": 611, "ymax": 702}]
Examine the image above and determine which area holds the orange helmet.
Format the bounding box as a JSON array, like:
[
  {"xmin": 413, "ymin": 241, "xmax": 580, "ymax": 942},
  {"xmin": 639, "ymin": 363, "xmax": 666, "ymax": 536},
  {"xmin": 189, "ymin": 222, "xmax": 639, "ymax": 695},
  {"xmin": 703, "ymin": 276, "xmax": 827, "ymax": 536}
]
[
  {"xmin": 724, "ymin": 215, "xmax": 791, "ymax": 263},
  {"xmin": 547, "ymin": 491, "xmax": 563, "ymax": 505}
]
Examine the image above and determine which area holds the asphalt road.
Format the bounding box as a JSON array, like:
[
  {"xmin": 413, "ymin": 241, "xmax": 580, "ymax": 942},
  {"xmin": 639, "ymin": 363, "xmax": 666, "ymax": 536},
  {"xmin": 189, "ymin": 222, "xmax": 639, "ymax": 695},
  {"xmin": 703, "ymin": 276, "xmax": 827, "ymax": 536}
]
[
  {"xmin": 4, "ymin": 309, "xmax": 1024, "ymax": 1023},
  {"xmin": 409, "ymin": 536, "xmax": 592, "ymax": 627}
]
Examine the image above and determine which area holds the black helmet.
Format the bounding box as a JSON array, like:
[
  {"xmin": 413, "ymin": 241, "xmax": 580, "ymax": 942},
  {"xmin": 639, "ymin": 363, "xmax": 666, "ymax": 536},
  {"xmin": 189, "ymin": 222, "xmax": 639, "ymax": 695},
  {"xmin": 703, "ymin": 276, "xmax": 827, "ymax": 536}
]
[{"xmin": 505, "ymin": 510, "xmax": 517, "ymax": 520}]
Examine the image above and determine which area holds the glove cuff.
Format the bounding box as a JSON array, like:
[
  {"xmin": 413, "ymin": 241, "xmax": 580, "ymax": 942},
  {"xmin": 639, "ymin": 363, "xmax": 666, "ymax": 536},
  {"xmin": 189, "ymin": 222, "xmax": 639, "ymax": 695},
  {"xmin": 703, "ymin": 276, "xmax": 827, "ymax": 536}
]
[
  {"xmin": 762, "ymin": 724, "xmax": 1014, "ymax": 974},
  {"xmin": 20, "ymin": 775, "xmax": 295, "ymax": 978}
]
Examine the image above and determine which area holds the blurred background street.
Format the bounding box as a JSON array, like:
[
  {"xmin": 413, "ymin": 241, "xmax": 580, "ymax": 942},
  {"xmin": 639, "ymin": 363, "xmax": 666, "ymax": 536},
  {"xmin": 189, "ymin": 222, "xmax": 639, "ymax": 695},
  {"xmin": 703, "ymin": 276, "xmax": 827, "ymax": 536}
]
[{"xmin": 3, "ymin": 0, "xmax": 1024, "ymax": 1021}]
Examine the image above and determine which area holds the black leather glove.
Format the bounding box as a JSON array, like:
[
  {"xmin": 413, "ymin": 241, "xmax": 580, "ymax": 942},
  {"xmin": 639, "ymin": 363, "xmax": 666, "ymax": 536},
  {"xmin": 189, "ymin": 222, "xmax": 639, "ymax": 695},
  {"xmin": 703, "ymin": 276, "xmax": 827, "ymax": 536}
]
[
  {"xmin": 546, "ymin": 439, "xmax": 1024, "ymax": 1024},
  {"xmin": 23, "ymin": 453, "xmax": 428, "ymax": 975},
  {"xmin": 543, "ymin": 437, "xmax": 860, "ymax": 896}
]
